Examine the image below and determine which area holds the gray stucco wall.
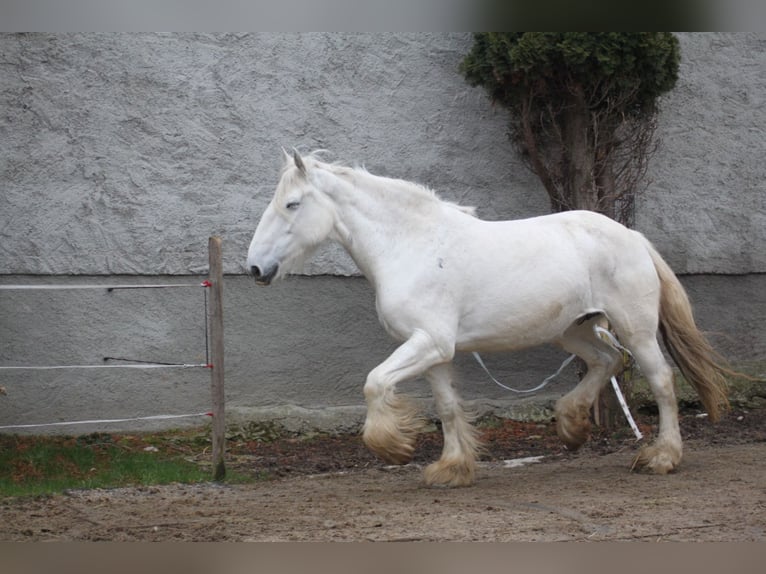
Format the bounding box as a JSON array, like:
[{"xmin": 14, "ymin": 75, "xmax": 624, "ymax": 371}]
[
  {"xmin": 1, "ymin": 33, "xmax": 764, "ymax": 434},
  {"xmin": 636, "ymin": 33, "xmax": 765, "ymax": 274},
  {"xmin": 2, "ymin": 33, "xmax": 764, "ymax": 276}
]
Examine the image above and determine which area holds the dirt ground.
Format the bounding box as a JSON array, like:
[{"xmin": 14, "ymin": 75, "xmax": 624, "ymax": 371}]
[{"xmin": 2, "ymin": 406, "xmax": 765, "ymax": 542}]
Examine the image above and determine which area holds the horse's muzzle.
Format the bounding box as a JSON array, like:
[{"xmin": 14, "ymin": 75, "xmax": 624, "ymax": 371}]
[{"xmin": 250, "ymin": 264, "xmax": 278, "ymax": 286}]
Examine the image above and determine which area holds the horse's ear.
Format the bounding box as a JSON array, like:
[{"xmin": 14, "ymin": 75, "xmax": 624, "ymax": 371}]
[{"xmin": 292, "ymin": 149, "xmax": 307, "ymax": 176}]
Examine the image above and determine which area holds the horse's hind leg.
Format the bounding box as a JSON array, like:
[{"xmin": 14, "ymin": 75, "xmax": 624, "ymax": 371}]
[
  {"xmin": 621, "ymin": 334, "xmax": 682, "ymax": 474},
  {"xmin": 555, "ymin": 316, "xmax": 624, "ymax": 450},
  {"xmin": 423, "ymin": 363, "xmax": 481, "ymax": 487}
]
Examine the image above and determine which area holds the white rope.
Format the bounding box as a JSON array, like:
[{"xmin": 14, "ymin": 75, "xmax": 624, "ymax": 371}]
[
  {"xmin": 0, "ymin": 412, "xmax": 213, "ymax": 431},
  {"xmin": 473, "ymin": 351, "xmax": 576, "ymax": 394},
  {"xmin": 609, "ymin": 375, "xmax": 643, "ymax": 440},
  {"xmin": 0, "ymin": 282, "xmax": 208, "ymax": 290},
  {"xmin": 0, "ymin": 363, "xmax": 210, "ymax": 371},
  {"xmin": 594, "ymin": 326, "xmax": 629, "ymax": 354},
  {"xmin": 594, "ymin": 326, "xmax": 643, "ymax": 440},
  {"xmin": 473, "ymin": 325, "xmax": 643, "ymax": 441}
]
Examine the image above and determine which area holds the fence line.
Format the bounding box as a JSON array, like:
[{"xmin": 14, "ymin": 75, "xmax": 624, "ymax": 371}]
[
  {"xmin": 1, "ymin": 280, "xmax": 211, "ymax": 372},
  {"xmin": 207, "ymin": 236, "xmax": 226, "ymax": 481},
  {"xmin": 0, "ymin": 412, "xmax": 213, "ymax": 431},
  {"xmin": 0, "ymin": 282, "xmax": 210, "ymax": 291},
  {"xmin": 0, "ymin": 363, "xmax": 211, "ymax": 371},
  {"xmin": 0, "ymin": 237, "xmax": 226, "ymax": 479}
]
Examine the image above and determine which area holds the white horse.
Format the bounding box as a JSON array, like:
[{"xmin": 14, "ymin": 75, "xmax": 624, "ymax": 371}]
[{"xmin": 247, "ymin": 150, "xmax": 731, "ymax": 487}]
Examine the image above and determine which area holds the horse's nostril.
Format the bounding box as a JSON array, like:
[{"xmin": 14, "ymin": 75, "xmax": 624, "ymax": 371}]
[{"xmin": 250, "ymin": 263, "xmax": 278, "ymax": 286}]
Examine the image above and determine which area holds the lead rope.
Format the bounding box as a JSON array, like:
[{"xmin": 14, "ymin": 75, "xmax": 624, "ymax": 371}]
[
  {"xmin": 472, "ymin": 351, "xmax": 575, "ymax": 394},
  {"xmin": 594, "ymin": 326, "xmax": 643, "ymax": 440},
  {"xmin": 473, "ymin": 324, "xmax": 643, "ymax": 440}
]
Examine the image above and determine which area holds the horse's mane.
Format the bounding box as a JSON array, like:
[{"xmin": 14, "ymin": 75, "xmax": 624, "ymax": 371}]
[{"xmin": 291, "ymin": 151, "xmax": 476, "ymax": 217}]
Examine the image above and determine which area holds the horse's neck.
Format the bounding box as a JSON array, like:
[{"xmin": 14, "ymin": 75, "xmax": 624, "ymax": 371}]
[{"xmin": 322, "ymin": 168, "xmax": 439, "ymax": 285}]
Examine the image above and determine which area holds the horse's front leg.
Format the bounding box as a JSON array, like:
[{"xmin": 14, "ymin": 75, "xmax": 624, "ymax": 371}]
[
  {"xmin": 363, "ymin": 328, "xmax": 453, "ymax": 465},
  {"xmin": 424, "ymin": 363, "xmax": 481, "ymax": 487}
]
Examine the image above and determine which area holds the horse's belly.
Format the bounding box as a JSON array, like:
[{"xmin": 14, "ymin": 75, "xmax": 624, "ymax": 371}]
[
  {"xmin": 454, "ymin": 310, "xmax": 574, "ymax": 352},
  {"xmin": 453, "ymin": 282, "xmax": 589, "ymax": 353}
]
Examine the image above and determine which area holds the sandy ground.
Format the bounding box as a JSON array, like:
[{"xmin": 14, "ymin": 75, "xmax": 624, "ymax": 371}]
[{"xmin": 2, "ymin": 432, "xmax": 764, "ymax": 542}]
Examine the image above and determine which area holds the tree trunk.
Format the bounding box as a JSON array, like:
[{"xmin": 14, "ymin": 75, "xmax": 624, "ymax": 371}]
[{"xmin": 562, "ymin": 84, "xmax": 596, "ymax": 212}]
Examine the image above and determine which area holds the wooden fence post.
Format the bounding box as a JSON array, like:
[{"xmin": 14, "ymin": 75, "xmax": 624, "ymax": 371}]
[{"xmin": 208, "ymin": 236, "xmax": 226, "ymax": 480}]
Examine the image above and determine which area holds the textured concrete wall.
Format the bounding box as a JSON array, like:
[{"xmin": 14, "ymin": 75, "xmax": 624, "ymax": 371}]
[
  {"xmin": 1, "ymin": 33, "xmax": 764, "ymax": 434},
  {"xmin": 3, "ymin": 33, "xmax": 763, "ymax": 276},
  {"xmin": 636, "ymin": 33, "xmax": 765, "ymax": 274},
  {"xmin": 1, "ymin": 33, "xmax": 548, "ymax": 276}
]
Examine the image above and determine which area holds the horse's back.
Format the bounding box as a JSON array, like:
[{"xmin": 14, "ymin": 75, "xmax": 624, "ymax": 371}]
[
  {"xmin": 465, "ymin": 210, "xmax": 652, "ymax": 279},
  {"xmin": 494, "ymin": 210, "xmax": 638, "ymax": 246},
  {"xmin": 498, "ymin": 210, "xmax": 658, "ymax": 296},
  {"xmin": 446, "ymin": 210, "xmax": 660, "ymax": 350}
]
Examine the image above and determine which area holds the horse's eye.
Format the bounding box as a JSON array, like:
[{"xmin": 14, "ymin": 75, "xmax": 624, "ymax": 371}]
[{"xmin": 286, "ymin": 201, "xmax": 300, "ymax": 211}]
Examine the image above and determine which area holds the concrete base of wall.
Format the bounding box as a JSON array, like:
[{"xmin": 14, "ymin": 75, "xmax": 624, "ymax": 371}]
[{"xmin": 1, "ymin": 273, "xmax": 764, "ymax": 435}]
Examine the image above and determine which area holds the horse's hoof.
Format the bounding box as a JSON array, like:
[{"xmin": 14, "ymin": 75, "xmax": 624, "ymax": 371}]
[
  {"xmin": 376, "ymin": 446, "xmax": 415, "ymax": 466},
  {"xmin": 362, "ymin": 395, "xmax": 423, "ymax": 465},
  {"xmin": 631, "ymin": 443, "xmax": 681, "ymax": 474},
  {"xmin": 423, "ymin": 458, "xmax": 476, "ymax": 488},
  {"xmin": 363, "ymin": 427, "xmax": 416, "ymax": 465},
  {"xmin": 554, "ymin": 403, "xmax": 591, "ymax": 450}
]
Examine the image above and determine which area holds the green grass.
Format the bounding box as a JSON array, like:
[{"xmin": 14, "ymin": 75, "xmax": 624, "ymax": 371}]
[{"xmin": 0, "ymin": 431, "xmax": 217, "ymax": 497}]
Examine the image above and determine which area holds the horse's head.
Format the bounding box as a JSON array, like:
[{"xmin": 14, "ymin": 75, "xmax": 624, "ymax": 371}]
[{"xmin": 246, "ymin": 150, "xmax": 337, "ymax": 285}]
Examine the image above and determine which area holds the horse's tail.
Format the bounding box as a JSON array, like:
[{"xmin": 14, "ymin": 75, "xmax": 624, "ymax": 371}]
[{"xmin": 642, "ymin": 239, "xmax": 731, "ymax": 422}]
